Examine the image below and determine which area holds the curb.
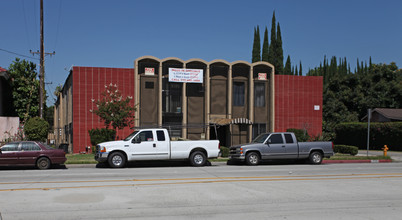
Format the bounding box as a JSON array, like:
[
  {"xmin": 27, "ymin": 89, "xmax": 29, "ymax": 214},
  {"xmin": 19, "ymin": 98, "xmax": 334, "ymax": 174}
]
[{"xmin": 323, "ymin": 160, "xmax": 393, "ymax": 164}]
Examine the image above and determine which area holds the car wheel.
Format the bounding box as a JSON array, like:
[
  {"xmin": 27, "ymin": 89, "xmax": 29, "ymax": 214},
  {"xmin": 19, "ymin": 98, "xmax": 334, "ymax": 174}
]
[
  {"xmin": 37, "ymin": 157, "xmax": 51, "ymax": 170},
  {"xmin": 309, "ymin": 151, "xmax": 323, "ymax": 164},
  {"xmin": 190, "ymin": 151, "xmax": 206, "ymax": 167},
  {"xmin": 246, "ymin": 152, "xmax": 260, "ymax": 166},
  {"xmin": 108, "ymin": 152, "xmax": 126, "ymax": 168}
]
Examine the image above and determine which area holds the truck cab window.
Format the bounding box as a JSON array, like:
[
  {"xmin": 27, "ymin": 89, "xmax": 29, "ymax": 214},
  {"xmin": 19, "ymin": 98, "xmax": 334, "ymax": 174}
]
[
  {"xmin": 268, "ymin": 134, "xmax": 283, "ymax": 144},
  {"xmin": 134, "ymin": 131, "xmax": 154, "ymax": 142},
  {"xmin": 156, "ymin": 130, "xmax": 166, "ymax": 141},
  {"xmin": 284, "ymin": 134, "xmax": 294, "ymax": 143}
]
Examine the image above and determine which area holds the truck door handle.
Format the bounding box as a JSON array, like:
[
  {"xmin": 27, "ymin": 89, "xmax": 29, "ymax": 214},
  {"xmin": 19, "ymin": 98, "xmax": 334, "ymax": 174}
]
[
  {"xmin": 153, "ymin": 143, "xmax": 156, "ymax": 148},
  {"xmin": 282, "ymin": 145, "xmax": 285, "ymax": 147}
]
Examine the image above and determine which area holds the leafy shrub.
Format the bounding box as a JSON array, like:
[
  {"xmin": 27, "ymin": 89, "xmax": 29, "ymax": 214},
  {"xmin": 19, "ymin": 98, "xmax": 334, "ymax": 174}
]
[
  {"xmin": 88, "ymin": 128, "xmax": 116, "ymax": 146},
  {"xmin": 334, "ymin": 145, "xmax": 358, "ymax": 156},
  {"xmin": 24, "ymin": 117, "xmax": 49, "ymax": 142},
  {"xmin": 335, "ymin": 122, "xmax": 402, "ymax": 151},
  {"xmin": 286, "ymin": 128, "xmax": 310, "ymax": 142},
  {"xmin": 220, "ymin": 146, "xmax": 229, "ymax": 157}
]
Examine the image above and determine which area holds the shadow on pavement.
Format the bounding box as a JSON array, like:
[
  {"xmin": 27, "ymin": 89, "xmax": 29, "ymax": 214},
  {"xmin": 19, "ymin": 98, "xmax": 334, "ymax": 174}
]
[
  {"xmin": 226, "ymin": 159, "xmax": 313, "ymax": 166},
  {"xmin": 96, "ymin": 160, "xmax": 212, "ymax": 169},
  {"xmin": 0, "ymin": 164, "xmax": 67, "ymax": 170}
]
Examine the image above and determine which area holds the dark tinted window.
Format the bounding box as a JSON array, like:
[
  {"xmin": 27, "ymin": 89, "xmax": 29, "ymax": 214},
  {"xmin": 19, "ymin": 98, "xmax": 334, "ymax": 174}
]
[
  {"xmin": 233, "ymin": 82, "xmax": 245, "ymax": 106},
  {"xmin": 156, "ymin": 130, "xmax": 166, "ymax": 141},
  {"xmin": 1, "ymin": 143, "xmax": 19, "ymax": 151},
  {"xmin": 21, "ymin": 142, "xmax": 41, "ymax": 151},
  {"xmin": 268, "ymin": 134, "xmax": 283, "ymax": 144},
  {"xmin": 284, "ymin": 134, "xmax": 294, "ymax": 143},
  {"xmin": 254, "ymin": 83, "xmax": 265, "ymax": 107}
]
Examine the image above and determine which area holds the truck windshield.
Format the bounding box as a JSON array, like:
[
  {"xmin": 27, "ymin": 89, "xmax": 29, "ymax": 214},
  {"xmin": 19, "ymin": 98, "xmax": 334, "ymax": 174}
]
[
  {"xmin": 124, "ymin": 131, "xmax": 138, "ymax": 141},
  {"xmin": 252, "ymin": 133, "xmax": 270, "ymax": 143}
]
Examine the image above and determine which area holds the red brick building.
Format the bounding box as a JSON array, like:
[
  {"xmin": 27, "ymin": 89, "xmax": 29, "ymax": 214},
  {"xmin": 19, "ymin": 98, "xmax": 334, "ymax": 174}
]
[
  {"xmin": 275, "ymin": 75, "xmax": 323, "ymax": 137},
  {"xmin": 54, "ymin": 67, "xmax": 135, "ymax": 153}
]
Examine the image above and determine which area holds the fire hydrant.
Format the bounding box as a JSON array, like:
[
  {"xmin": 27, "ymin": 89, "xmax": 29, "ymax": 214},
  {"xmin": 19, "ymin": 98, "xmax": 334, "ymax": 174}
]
[{"xmin": 382, "ymin": 145, "xmax": 389, "ymax": 157}]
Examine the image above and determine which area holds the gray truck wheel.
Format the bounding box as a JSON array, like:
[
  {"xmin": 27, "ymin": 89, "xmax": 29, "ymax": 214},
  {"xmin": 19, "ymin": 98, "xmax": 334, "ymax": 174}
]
[
  {"xmin": 108, "ymin": 152, "xmax": 126, "ymax": 168},
  {"xmin": 246, "ymin": 152, "xmax": 260, "ymax": 166},
  {"xmin": 190, "ymin": 151, "xmax": 206, "ymax": 167},
  {"xmin": 309, "ymin": 151, "xmax": 323, "ymax": 164}
]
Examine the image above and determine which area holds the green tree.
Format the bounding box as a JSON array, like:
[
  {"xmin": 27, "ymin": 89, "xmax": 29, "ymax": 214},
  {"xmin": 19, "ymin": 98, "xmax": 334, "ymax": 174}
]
[
  {"xmin": 45, "ymin": 105, "xmax": 54, "ymax": 131},
  {"xmin": 8, "ymin": 58, "xmax": 40, "ymax": 123},
  {"xmin": 91, "ymin": 83, "xmax": 136, "ymax": 132},
  {"xmin": 299, "ymin": 61, "xmax": 303, "ymax": 76},
  {"xmin": 24, "ymin": 117, "xmax": 49, "ymax": 142},
  {"xmin": 284, "ymin": 55, "xmax": 292, "ymax": 75},
  {"xmin": 275, "ymin": 23, "xmax": 284, "ymax": 75},
  {"xmin": 261, "ymin": 27, "xmax": 269, "ymax": 62},
  {"xmin": 267, "ymin": 11, "xmax": 276, "ymax": 65},
  {"xmin": 252, "ymin": 26, "xmax": 261, "ymax": 63}
]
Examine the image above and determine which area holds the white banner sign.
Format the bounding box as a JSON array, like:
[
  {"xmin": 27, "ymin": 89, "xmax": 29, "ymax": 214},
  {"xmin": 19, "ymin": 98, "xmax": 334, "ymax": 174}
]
[{"xmin": 169, "ymin": 68, "xmax": 203, "ymax": 83}]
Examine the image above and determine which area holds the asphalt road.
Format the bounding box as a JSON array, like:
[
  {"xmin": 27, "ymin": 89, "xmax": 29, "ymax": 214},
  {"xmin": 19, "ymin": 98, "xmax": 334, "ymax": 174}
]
[{"xmin": 1, "ymin": 162, "xmax": 402, "ymax": 220}]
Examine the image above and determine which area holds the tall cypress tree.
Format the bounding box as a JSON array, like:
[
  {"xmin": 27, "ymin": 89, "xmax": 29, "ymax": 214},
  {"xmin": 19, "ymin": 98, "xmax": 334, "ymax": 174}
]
[
  {"xmin": 284, "ymin": 55, "xmax": 292, "ymax": 75},
  {"xmin": 299, "ymin": 61, "xmax": 303, "ymax": 76},
  {"xmin": 276, "ymin": 23, "xmax": 284, "ymax": 75},
  {"xmin": 261, "ymin": 27, "xmax": 269, "ymax": 62},
  {"xmin": 252, "ymin": 26, "xmax": 261, "ymax": 63},
  {"xmin": 267, "ymin": 11, "xmax": 276, "ymax": 65}
]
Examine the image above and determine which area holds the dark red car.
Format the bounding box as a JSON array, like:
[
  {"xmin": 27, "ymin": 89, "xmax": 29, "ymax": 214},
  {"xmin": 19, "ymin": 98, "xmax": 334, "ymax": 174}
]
[{"xmin": 0, "ymin": 141, "xmax": 67, "ymax": 169}]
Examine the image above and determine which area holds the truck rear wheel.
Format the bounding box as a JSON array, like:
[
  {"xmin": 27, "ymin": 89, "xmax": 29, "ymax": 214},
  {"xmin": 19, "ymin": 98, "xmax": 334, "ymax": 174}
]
[
  {"xmin": 309, "ymin": 151, "xmax": 323, "ymax": 164},
  {"xmin": 246, "ymin": 152, "xmax": 260, "ymax": 166},
  {"xmin": 108, "ymin": 152, "xmax": 126, "ymax": 168},
  {"xmin": 190, "ymin": 151, "xmax": 206, "ymax": 167}
]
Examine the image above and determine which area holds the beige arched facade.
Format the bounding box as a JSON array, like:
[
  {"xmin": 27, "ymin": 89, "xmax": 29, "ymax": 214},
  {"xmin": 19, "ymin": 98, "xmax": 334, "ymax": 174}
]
[{"xmin": 134, "ymin": 56, "xmax": 274, "ymax": 146}]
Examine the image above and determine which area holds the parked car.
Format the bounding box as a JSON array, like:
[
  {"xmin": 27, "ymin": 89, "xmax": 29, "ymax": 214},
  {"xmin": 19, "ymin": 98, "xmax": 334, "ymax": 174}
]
[
  {"xmin": 95, "ymin": 128, "xmax": 220, "ymax": 168},
  {"xmin": 0, "ymin": 141, "xmax": 67, "ymax": 169},
  {"xmin": 229, "ymin": 132, "xmax": 334, "ymax": 165}
]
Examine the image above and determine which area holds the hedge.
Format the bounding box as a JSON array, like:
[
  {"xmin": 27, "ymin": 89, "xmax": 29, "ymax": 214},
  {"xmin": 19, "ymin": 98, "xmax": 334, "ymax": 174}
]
[
  {"xmin": 220, "ymin": 146, "xmax": 229, "ymax": 157},
  {"xmin": 88, "ymin": 128, "xmax": 116, "ymax": 146},
  {"xmin": 334, "ymin": 145, "xmax": 358, "ymax": 156},
  {"xmin": 286, "ymin": 128, "xmax": 310, "ymax": 142},
  {"xmin": 334, "ymin": 122, "xmax": 402, "ymax": 151}
]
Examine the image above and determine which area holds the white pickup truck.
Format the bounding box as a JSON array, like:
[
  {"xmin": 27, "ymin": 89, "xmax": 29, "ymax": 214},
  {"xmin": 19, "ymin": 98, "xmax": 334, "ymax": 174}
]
[{"xmin": 95, "ymin": 128, "xmax": 220, "ymax": 168}]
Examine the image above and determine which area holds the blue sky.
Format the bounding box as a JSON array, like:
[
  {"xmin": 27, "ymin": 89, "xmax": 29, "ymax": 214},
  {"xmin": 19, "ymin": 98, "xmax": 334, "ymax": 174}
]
[{"xmin": 1, "ymin": 0, "xmax": 401, "ymax": 104}]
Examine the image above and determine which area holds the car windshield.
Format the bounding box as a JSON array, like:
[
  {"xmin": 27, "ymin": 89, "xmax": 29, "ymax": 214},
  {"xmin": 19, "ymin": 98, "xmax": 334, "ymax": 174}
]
[
  {"xmin": 124, "ymin": 131, "xmax": 139, "ymax": 141},
  {"xmin": 252, "ymin": 133, "xmax": 270, "ymax": 143}
]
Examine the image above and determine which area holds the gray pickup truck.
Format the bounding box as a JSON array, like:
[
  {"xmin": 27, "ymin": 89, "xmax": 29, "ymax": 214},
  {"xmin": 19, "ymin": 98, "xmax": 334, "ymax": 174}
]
[{"xmin": 229, "ymin": 132, "xmax": 334, "ymax": 165}]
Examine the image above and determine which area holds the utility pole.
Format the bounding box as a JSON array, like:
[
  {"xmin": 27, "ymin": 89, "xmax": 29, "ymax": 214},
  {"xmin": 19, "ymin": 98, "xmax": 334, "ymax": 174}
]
[
  {"xmin": 30, "ymin": 0, "xmax": 55, "ymax": 118},
  {"xmin": 39, "ymin": 0, "xmax": 44, "ymax": 118}
]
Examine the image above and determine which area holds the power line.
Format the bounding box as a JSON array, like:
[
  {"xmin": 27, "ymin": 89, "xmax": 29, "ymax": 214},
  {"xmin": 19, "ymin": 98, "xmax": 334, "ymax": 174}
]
[{"xmin": 0, "ymin": 48, "xmax": 39, "ymax": 60}]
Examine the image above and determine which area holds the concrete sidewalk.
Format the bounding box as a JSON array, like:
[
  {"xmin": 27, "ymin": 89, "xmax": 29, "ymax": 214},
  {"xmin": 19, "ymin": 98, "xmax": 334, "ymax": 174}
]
[{"xmin": 357, "ymin": 150, "xmax": 402, "ymax": 162}]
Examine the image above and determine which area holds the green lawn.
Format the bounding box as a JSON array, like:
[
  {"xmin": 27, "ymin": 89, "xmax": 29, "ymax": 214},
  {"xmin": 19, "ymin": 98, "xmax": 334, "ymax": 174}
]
[
  {"xmin": 64, "ymin": 153, "xmax": 392, "ymax": 164},
  {"xmin": 65, "ymin": 153, "xmax": 97, "ymax": 164}
]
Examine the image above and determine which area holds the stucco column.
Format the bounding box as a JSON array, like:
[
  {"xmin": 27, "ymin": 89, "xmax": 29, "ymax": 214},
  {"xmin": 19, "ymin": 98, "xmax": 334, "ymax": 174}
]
[
  {"xmin": 248, "ymin": 67, "xmax": 254, "ymax": 142},
  {"xmin": 228, "ymin": 67, "xmax": 233, "ymax": 118},
  {"xmin": 205, "ymin": 65, "xmax": 210, "ymax": 139},
  {"xmin": 134, "ymin": 59, "xmax": 140, "ymax": 128},
  {"xmin": 158, "ymin": 64, "xmax": 163, "ymax": 127},
  {"xmin": 182, "ymin": 82, "xmax": 187, "ymax": 138}
]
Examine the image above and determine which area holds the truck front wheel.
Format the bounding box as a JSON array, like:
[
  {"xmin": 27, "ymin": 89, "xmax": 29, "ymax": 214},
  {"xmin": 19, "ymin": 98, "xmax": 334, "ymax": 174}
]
[
  {"xmin": 108, "ymin": 152, "xmax": 126, "ymax": 168},
  {"xmin": 246, "ymin": 152, "xmax": 260, "ymax": 166},
  {"xmin": 190, "ymin": 151, "xmax": 206, "ymax": 167},
  {"xmin": 309, "ymin": 151, "xmax": 323, "ymax": 164}
]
